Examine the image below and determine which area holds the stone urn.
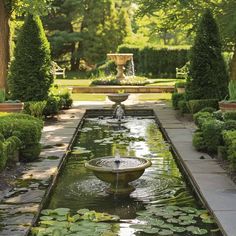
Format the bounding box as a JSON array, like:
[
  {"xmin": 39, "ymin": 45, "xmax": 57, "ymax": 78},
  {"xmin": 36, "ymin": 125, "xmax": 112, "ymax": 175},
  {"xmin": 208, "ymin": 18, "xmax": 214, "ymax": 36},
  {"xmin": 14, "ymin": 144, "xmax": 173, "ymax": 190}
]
[
  {"xmin": 0, "ymin": 102, "xmax": 24, "ymax": 113},
  {"xmin": 107, "ymin": 93, "xmax": 129, "ymax": 105},
  {"xmin": 107, "ymin": 53, "xmax": 133, "ymax": 80}
]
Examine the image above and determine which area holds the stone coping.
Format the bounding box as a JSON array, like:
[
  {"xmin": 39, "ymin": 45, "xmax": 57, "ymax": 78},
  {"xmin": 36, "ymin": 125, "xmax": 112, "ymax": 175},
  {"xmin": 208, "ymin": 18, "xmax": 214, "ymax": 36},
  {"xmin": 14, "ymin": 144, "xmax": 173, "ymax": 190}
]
[
  {"xmin": 0, "ymin": 104, "xmax": 235, "ymax": 236},
  {"xmin": 72, "ymin": 85, "xmax": 174, "ymax": 93}
]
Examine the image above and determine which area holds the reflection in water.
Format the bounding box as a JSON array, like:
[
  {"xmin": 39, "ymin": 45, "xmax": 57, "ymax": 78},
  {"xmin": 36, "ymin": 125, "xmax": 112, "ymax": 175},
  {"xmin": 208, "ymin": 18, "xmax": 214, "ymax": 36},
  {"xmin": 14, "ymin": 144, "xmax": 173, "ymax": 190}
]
[{"xmin": 47, "ymin": 118, "xmax": 221, "ymax": 236}]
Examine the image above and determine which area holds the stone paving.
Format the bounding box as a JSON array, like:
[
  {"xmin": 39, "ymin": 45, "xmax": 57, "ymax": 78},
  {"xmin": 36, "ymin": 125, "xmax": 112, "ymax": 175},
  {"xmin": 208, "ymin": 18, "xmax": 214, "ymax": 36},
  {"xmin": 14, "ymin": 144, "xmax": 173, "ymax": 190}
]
[{"xmin": 0, "ymin": 99, "xmax": 235, "ymax": 236}]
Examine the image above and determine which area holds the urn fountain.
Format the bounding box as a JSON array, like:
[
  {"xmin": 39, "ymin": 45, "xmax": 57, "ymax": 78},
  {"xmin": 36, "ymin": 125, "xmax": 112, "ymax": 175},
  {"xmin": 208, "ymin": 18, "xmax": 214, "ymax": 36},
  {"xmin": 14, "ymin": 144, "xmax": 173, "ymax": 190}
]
[
  {"xmin": 107, "ymin": 53, "xmax": 133, "ymax": 81},
  {"xmin": 85, "ymin": 156, "xmax": 151, "ymax": 195}
]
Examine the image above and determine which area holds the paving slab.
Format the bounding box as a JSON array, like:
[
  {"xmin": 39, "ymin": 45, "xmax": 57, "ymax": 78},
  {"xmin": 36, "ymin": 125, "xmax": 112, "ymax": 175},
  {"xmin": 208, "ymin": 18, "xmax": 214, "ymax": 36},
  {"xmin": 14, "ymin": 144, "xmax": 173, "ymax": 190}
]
[
  {"xmin": 165, "ymin": 128, "xmax": 193, "ymax": 142},
  {"xmin": 214, "ymin": 211, "xmax": 236, "ymax": 236},
  {"xmin": 185, "ymin": 160, "xmax": 226, "ymax": 174}
]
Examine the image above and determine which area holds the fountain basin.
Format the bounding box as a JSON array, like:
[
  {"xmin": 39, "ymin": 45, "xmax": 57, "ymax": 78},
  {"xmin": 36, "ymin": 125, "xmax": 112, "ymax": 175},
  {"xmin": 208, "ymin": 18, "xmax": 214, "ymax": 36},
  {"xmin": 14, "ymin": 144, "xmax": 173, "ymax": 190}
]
[
  {"xmin": 107, "ymin": 93, "xmax": 129, "ymax": 105},
  {"xmin": 85, "ymin": 156, "xmax": 151, "ymax": 195},
  {"xmin": 107, "ymin": 53, "xmax": 133, "ymax": 65}
]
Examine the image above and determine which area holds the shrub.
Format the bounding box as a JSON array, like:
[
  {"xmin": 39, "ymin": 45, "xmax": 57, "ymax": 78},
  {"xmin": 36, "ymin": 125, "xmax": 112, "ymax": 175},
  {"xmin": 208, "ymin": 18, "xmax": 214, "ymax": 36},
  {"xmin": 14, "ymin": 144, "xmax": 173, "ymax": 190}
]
[
  {"xmin": 171, "ymin": 93, "xmax": 185, "ymax": 109},
  {"xmin": 193, "ymin": 131, "xmax": 206, "ymax": 151},
  {"xmin": 202, "ymin": 119, "xmax": 224, "ymax": 153},
  {"xmin": 118, "ymin": 44, "xmax": 189, "ymax": 78},
  {"xmin": 193, "ymin": 111, "xmax": 213, "ymax": 128},
  {"xmin": 186, "ymin": 9, "xmax": 229, "ymax": 101},
  {"xmin": 8, "ymin": 15, "xmax": 53, "ymax": 101},
  {"xmin": 0, "ymin": 136, "xmax": 21, "ymax": 170},
  {"xmin": 178, "ymin": 100, "xmax": 190, "ymax": 114},
  {"xmin": 28, "ymin": 101, "xmax": 47, "ymax": 119},
  {"xmin": 20, "ymin": 143, "xmax": 41, "ymax": 162},
  {"xmin": 0, "ymin": 89, "xmax": 5, "ymax": 102},
  {"xmin": 188, "ymin": 99, "xmax": 219, "ymax": 114},
  {"xmin": 0, "ymin": 114, "xmax": 43, "ymax": 161},
  {"xmin": 223, "ymin": 131, "xmax": 236, "ymax": 170},
  {"xmin": 223, "ymin": 112, "xmax": 236, "ymax": 121},
  {"xmin": 224, "ymin": 120, "xmax": 236, "ymax": 131},
  {"xmin": 43, "ymin": 96, "xmax": 60, "ymax": 117},
  {"xmin": 57, "ymin": 92, "xmax": 73, "ymax": 109},
  {"xmin": 213, "ymin": 110, "xmax": 224, "ymax": 121},
  {"xmin": 200, "ymin": 107, "xmax": 217, "ymax": 113}
]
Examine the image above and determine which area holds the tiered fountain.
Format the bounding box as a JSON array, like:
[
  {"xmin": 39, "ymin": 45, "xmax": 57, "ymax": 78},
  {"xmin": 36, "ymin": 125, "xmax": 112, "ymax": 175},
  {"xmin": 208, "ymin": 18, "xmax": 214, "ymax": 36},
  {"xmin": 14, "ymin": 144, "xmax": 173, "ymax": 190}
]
[{"xmin": 107, "ymin": 53, "xmax": 133, "ymax": 106}]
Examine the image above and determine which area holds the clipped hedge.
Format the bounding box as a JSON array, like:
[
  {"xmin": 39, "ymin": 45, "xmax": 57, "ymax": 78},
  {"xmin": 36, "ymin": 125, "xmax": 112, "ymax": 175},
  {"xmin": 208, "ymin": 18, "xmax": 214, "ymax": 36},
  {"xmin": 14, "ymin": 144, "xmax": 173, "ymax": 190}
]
[
  {"xmin": 0, "ymin": 113, "xmax": 43, "ymax": 161},
  {"xmin": 171, "ymin": 93, "xmax": 185, "ymax": 110},
  {"xmin": 223, "ymin": 131, "xmax": 236, "ymax": 169},
  {"xmin": 118, "ymin": 44, "xmax": 190, "ymax": 78},
  {"xmin": 188, "ymin": 99, "xmax": 219, "ymax": 114}
]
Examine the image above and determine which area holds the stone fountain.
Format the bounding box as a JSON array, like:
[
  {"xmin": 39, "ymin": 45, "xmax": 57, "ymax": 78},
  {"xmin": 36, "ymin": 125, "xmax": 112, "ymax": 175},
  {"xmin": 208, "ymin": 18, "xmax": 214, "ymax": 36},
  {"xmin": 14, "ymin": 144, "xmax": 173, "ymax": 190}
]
[
  {"xmin": 85, "ymin": 156, "xmax": 151, "ymax": 195},
  {"xmin": 107, "ymin": 53, "xmax": 133, "ymax": 81}
]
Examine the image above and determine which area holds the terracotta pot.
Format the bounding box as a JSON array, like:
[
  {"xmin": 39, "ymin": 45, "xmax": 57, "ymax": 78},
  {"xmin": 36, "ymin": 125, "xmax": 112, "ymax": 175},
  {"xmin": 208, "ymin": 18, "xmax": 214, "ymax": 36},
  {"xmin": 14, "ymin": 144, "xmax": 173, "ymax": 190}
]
[
  {"xmin": 0, "ymin": 102, "xmax": 24, "ymax": 113},
  {"xmin": 176, "ymin": 87, "xmax": 185, "ymax": 94},
  {"xmin": 219, "ymin": 101, "xmax": 236, "ymax": 112}
]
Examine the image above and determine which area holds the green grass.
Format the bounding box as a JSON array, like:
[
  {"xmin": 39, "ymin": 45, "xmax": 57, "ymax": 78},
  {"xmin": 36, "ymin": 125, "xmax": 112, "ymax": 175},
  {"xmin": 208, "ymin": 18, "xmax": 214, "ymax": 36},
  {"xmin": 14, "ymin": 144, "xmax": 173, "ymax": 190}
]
[
  {"xmin": 55, "ymin": 79, "xmax": 91, "ymax": 87},
  {"xmin": 138, "ymin": 93, "xmax": 172, "ymax": 101},
  {"xmin": 148, "ymin": 78, "xmax": 185, "ymax": 86},
  {"xmin": 71, "ymin": 93, "xmax": 106, "ymax": 101}
]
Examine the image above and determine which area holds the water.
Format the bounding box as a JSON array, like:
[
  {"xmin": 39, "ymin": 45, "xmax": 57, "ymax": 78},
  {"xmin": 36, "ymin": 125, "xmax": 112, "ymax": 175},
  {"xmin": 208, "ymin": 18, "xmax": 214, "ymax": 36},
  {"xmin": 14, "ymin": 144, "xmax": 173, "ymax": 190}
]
[
  {"xmin": 126, "ymin": 59, "xmax": 135, "ymax": 77},
  {"xmin": 46, "ymin": 117, "xmax": 222, "ymax": 236}
]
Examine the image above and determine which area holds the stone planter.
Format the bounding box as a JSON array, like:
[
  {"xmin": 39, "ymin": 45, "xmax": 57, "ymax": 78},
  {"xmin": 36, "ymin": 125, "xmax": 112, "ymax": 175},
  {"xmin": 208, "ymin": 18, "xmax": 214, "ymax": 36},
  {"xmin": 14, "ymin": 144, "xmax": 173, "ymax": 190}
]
[
  {"xmin": 219, "ymin": 101, "xmax": 236, "ymax": 112},
  {"xmin": 176, "ymin": 87, "xmax": 185, "ymax": 94},
  {"xmin": 0, "ymin": 102, "xmax": 24, "ymax": 113},
  {"xmin": 107, "ymin": 93, "xmax": 129, "ymax": 105}
]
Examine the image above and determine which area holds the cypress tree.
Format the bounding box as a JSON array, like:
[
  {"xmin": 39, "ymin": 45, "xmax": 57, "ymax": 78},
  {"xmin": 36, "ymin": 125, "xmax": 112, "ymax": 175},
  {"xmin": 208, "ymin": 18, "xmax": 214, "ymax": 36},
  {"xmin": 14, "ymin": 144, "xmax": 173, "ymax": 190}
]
[
  {"xmin": 186, "ymin": 9, "xmax": 229, "ymax": 101},
  {"xmin": 8, "ymin": 15, "xmax": 53, "ymax": 101}
]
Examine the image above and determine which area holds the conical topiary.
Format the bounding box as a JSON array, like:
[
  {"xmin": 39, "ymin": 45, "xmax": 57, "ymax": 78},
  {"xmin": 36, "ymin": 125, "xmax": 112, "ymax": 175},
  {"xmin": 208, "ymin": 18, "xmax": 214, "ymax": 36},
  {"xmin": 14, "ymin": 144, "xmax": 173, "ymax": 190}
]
[
  {"xmin": 186, "ymin": 9, "xmax": 229, "ymax": 101},
  {"xmin": 8, "ymin": 15, "xmax": 53, "ymax": 101}
]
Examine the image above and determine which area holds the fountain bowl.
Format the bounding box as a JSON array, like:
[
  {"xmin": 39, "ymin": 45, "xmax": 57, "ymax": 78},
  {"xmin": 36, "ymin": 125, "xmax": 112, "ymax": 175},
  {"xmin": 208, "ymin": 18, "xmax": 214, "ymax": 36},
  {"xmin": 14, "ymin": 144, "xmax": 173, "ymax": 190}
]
[
  {"xmin": 107, "ymin": 93, "xmax": 129, "ymax": 105},
  {"xmin": 107, "ymin": 53, "xmax": 133, "ymax": 65},
  {"xmin": 85, "ymin": 156, "xmax": 151, "ymax": 195}
]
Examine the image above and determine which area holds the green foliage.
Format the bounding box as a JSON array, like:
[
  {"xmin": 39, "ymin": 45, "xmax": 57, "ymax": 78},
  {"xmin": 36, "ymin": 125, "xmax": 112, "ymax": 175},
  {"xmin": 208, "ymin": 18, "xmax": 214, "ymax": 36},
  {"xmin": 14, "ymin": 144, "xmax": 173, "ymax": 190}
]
[
  {"xmin": 228, "ymin": 80, "xmax": 236, "ymax": 100},
  {"xmin": 118, "ymin": 44, "xmax": 189, "ymax": 78},
  {"xmin": 0, "ymin": 135, "xmax": 21, "ymax": 170},
  {"xmin": 8, "ymin": 15, "xmax": 53, "ymax": 101},
  {"xmin": 0, "ymin": 89, "xmax": 5, "ymax": 103},
  {"xmin": 223, "ymin": 112, "xmax": 236, "ymax": 121},
  {"xmin": 223, "ymin": 130, "xmax": 236, "ymax": 170},
  {"xmin": 0, "ymin": 113, "xmax": 43, "ymax": 161},
  {"xmin": 200, "ymin": 107, "xmax": 217, "ymax": 113},
  {"xmin": 224, "ymin": 120, "xmax": 236, "ymax": 131},
  {"xmin": 28, "ymin": 101, "xmax": 47, "ymax": 118},
  {"xmin": 212, "ymin": 110, "xmax": 224, "ymax": 121},
  {"xmin": 20, "ymin": 143, "xmax": 41, "ymax": 161},
  {"xmin": 188, "ymin": 99, "xmax": 219, "ymax": 114},
  {"xmin": 171, "ymin": 93, "xmax": 185, "ymax": 110},
  {"xmin": 193, "ymin": 131, "xmax": 206, "ymax": 151},
  {"xmin": 178, "ymin": 100, "xmax": 190, "ymax": 114},
  {"xmin": 186, "ymin": 9, "xmax": 229, "ymax": 101},
  {"xmin": 43, "ymin": 96, "xmax": 60, "ymax": 117},
  {"xmin": 193, "ymin": 112, "xmax": 213, "ymax": 128},
  {"xmin": 202, "ymin": 119, "xmax": 224, "ymax": 153}
]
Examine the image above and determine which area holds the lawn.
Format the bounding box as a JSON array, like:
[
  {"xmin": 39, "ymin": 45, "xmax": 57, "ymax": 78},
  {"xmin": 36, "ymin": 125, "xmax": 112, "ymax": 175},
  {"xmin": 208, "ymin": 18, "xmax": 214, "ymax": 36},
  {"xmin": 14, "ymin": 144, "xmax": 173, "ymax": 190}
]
[
  {"xmin": 138, "ymin": 93, "xmax": 172, "ymax": 101},
  {"xmin": 71, "ymin": 93, "xmax": 106, "ymax": 101}
]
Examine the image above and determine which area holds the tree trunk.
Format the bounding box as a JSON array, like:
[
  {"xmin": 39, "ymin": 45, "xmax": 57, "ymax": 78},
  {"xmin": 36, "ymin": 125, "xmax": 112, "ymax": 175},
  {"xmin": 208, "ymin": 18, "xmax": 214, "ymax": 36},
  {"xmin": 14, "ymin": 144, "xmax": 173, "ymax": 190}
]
[
  {"xmin": 0, "ymin": 0, "xmax": 10, "ymax": 90},
  {"xmin": 230, "ymin": 44, "xmax": 236, "ymax": 81}
]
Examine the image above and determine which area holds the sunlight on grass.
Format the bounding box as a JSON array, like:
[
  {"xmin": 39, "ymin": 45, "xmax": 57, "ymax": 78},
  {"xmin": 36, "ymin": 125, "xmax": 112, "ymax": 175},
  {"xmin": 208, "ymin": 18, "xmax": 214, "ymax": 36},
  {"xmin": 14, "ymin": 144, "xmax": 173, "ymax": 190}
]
[
  {"xmin": 148, "ymin": 79, "xmax": 185, "ymax": 86},
  {"xmin": 138, "ymin": 93, "xmax": 172, "ymax": 101},
  {"xmin": 71, "ymin": 93, "xmax": 106, "ymax": 101},
  {"xmin": 55, "ymin": 79, "xmax": 91, "ymax": 87}
]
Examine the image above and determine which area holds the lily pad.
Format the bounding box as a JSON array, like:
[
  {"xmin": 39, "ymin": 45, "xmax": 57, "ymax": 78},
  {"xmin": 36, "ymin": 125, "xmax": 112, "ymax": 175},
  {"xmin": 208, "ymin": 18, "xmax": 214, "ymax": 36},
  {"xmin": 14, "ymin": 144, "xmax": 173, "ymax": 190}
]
[
  {"xmin": 191, "ymin": 228, "xmax": 208, "ymax": 235},
  {"xmin": 159, "ymin": 229, "xmax": 174, "ymax": 235},
  {"xmin": 142, "ymin": 228, "xmax": 160, "ymax": 234}
]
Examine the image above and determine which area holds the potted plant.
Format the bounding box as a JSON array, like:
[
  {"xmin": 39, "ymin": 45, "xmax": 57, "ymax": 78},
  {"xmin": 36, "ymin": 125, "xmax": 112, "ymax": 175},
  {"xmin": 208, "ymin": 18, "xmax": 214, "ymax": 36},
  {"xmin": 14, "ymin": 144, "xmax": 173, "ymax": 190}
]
[
  {"xmin": 175, "ymin": 81, "xmax": 186, "ymax": 94},
  {"xmin": 219, "ymin": 80, "xmax": 236, "ymax": 112},
  {"xmin": 0, "ymin": 88, "xmax": 24, "ymax": 113}
]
